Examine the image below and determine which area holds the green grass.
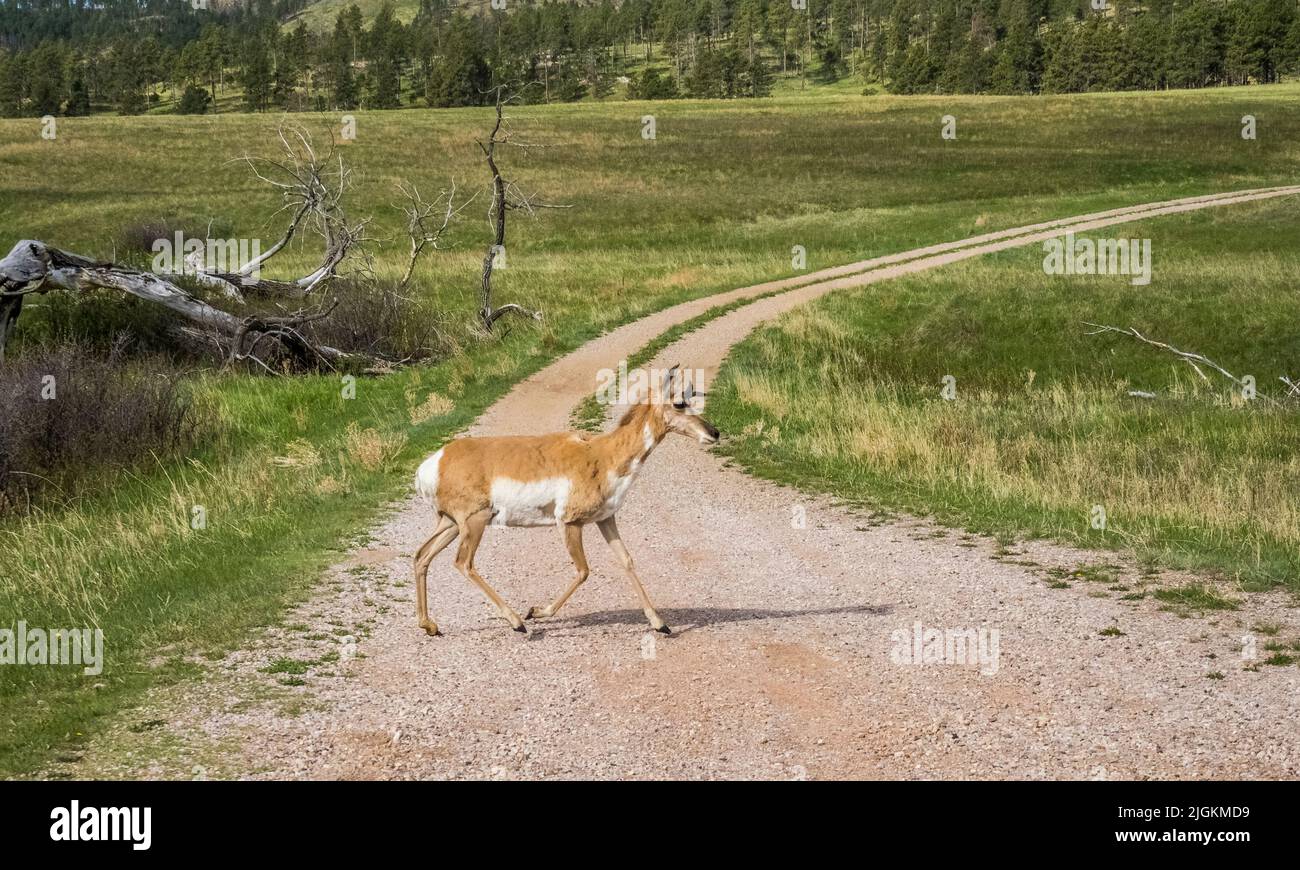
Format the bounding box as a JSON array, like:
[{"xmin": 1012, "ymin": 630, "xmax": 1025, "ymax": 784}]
[
  {"xmin": 1153, "ymin": 585, "xmax": 1241, "ymax": 612},
  {"xmin": 261, "ymin": 658, "xmax": 313, "ymax": 676},
  {"xmin": 4, "ymin": 85, "xmax": 1300, "ymax": 776},
  {"xmin": 708, "ymin": 193, "xmax": 1300, "ymax": 593},
  {"xmin": 1048, "ymin": 565, "xmax": 1121, "ymax": 585}
]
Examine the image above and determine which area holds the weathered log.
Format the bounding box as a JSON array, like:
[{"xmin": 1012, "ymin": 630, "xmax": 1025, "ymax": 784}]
[{"xmin": 0, "ymin": 239, "xmax": 373, "ymax": 371}]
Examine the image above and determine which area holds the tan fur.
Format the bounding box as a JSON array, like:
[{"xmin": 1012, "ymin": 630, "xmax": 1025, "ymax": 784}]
[{"xmin": 413, "ymin": 376, "xmax": 719, "ymax": 636}]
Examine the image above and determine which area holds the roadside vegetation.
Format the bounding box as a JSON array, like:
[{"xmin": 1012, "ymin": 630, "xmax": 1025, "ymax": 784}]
[
  {"xmin": 2, "ymin": 84, "xmax": 1300, "ymax": 775},
  {"xmin": 708, "ymin": 194, "xmax": 1300, "ymax": 591}
]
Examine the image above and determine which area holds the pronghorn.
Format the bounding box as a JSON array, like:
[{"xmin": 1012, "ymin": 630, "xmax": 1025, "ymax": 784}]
[{"xmin": 412, "ymin": 365, "xmax": 719, "ymax": 636}]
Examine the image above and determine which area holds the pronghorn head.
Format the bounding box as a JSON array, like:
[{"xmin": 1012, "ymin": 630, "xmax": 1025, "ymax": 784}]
[{"xmin": 657, "ymin": 364, "xmax": 720, "ymax": 446}]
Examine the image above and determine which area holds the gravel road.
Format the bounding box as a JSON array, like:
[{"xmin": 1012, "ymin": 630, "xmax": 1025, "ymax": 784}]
[{"xmin": 62, "ymin": 188, "xmax": 1300, "ymax": 780}]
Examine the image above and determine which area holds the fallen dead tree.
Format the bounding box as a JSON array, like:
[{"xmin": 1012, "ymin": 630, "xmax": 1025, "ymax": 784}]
[
  {"xmin": 0, "ymin": 240, "xmax": 380, "ymax": 371},
  {"xmin": 0, "ymin": 128, "xmax": 391, "ymax": 372}
]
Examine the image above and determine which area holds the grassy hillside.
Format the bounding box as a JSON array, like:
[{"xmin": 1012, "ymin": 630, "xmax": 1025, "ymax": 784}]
[
  {"xmin": 3, "ymin": 85, "xmax": 1300, "ymax": 775},
  {"xmin": 290, "ymin": 0, "xmax": 427, "ymax": 31}
]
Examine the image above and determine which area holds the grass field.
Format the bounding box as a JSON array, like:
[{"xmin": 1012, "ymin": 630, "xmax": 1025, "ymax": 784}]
[
  {"xmin": 708, "ymin": 194, "xmax": 1300, "ymax": 589},
  {"xmin": 3, "ymin": 84, "xmax": 1300, "ymax": 775}
]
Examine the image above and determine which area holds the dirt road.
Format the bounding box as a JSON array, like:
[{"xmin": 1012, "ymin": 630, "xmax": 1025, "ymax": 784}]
[{"xmin": 72, "ymin": 188, "xmax": 1300, "ymax": 780}]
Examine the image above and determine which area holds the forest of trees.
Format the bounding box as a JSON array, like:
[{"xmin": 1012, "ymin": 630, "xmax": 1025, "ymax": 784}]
[{"xmin": 1, "ymin": 0, "xmax": 1298, "ymax": 116}]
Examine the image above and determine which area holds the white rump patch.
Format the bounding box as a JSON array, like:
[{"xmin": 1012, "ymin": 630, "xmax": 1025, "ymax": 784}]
[
  {"xmin": 415, "ymin": 448, "xmax": 444, "ymax": 506},
  {"xmin": 490, "ymin": 476, "xmax": 572, "ymax": 527}
]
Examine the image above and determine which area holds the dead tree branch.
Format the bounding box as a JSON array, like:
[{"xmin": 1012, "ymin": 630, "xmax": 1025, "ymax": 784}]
[
  {"xmin": 394, "ymin": 181, "xmax": 475, "ymax": 292},
  {"xmin": 178, "ymin": 125, "xmax": 361, "ymax": 300},
  {"xmin": 1083, "ymin": 322, "xmax": 1277, "ymax": 403}
]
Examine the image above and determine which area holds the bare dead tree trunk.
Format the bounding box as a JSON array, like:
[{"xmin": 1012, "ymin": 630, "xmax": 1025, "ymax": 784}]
[{"xmin": 474, "ymin": 85, "xmax": 567, "ymax": 333}]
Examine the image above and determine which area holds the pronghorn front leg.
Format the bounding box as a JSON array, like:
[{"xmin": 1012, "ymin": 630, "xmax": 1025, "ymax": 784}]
[
  {"xmin": 454, "ymin": 509, "xmax": 527, "ymax": 632},
  {"xmin": 413, "ymin": 514, "xmax": 458, "ymax": 636},
  {"xmin": 526, "ymin": 522, "xmax": 589, "ymax": 621},
  {"xmin": 596, "ymin": 516, "xmax": 670, "ymax": 634}
]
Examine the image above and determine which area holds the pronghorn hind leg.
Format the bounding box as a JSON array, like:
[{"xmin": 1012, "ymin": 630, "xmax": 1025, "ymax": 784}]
[
  {"xmin": 526, "ymin": 522, "xmax": 589, "ymax": 621},
  {"xmin": 596, "ymin": 516, "xmax": 669, "ymax": 634},
  {"xmin": 454, "ymin": 509, "xmax": 527, "ymax": 632},
  {"xmin": 414, "ymin": 514, "xmax": 457, "ymax": 636}
]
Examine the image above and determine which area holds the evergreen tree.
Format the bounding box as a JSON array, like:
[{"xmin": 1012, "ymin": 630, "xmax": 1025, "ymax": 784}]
[
  {"xmin": 426, "ymin": 14, "xmax": 489, "ymax": 107},
  {"xmin": 241, "ymin": 39, "xmax": 273, "ymax": 112},
  {"xmin": 0, "ymin": 52, "xmax": 27, "ymax": 117},
  {"xmin": 627, "ymin": 67, "xmax": 680, "ymax": 99},
  {"xmin": 330, "ymin": 11, "xmax": 360, "ymax": 109},
  {"xmin": 28, "ymin": 42, "xmax": 66, "ymax": 116},
  {"xmin": 66, "ymin": 74, "xmax": 91, "ymax": 116},
  {"xmin": 368, "ymin": 3, "xmax": 403, "ymax": 108},
  {"xmin": 112, "ymin": 42, "xmax": 146, "ymax": 115},
  {"xmin": 177, "ymin": 84, "xmax": 212, "ymax": 114}
]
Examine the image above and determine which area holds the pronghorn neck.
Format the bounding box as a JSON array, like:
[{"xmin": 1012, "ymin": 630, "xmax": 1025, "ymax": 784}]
[{"xmin": 599, "ymin": 403, "xmax": 666, "ymax": 472}]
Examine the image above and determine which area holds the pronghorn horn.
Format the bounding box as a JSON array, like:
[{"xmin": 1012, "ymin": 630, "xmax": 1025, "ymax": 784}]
[{"xmin": 660, "ymin": 364, "xmax": 680, "ymax": 400}]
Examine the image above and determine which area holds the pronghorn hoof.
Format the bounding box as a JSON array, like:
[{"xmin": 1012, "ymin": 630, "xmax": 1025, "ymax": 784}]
[
  {"xmin": 421, "ymin": 623, "xmax": 441, "ymax": 637},
  {"xmin": 513, "ymin": 624, "xmax": 528, "ymax": 634},
  {"xmin": 655, "ymin": 625, "xmax": 672, "ymax": 635},
  {"xmin": 524, "ymin": 607, "xmax": 538, "ymax": 620}
]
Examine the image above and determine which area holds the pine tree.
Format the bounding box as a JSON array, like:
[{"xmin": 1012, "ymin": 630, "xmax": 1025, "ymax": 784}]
[
  {"xmin": 177, "ymin": 84, "xmax": 212, "ymax": 114},
  {"xmin": 745, "ymin": 51, "xmax": 773, "ymax": 97},
  {"xmin": 242, "ymin": 40, "xmax": 273, "ymax": 112},
  {"xmin": 28, "ymin": 42, "xmax": 65, "ymax": 116},
  {"xmin": 368, "ymin": 3, "xmax": 403, "ymax": 109},
  {"xmin": 628, "ymin": 67, "xmax": 680, "ymax": 99},
  {"xmin": 331, "ymin": 12, "xmax": 360, "ymax": 109},
  {"xmin": 113, "ymin": 42, "xmax": 146, "ymax": 115},
  {"xmin": 66, "ymin": 75, "xmax": 91, "ymax": 116},
  {"xmin": 0, "ymin": 52, "xmax": 26, "ymax": 117},
  {"xmin": 426, "ymin": 14, "xmax": 489, "ymax": 107}
]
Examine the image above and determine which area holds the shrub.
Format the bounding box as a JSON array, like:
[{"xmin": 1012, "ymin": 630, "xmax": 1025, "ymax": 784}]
[
  {"xmin": 627, "ymin": 68, "xmax": 680, "ymax": 100},
  {"xmin": 303, "ymin": 277, "xmax": 454, "ymax": 365},
  {"xmin": 0, "ymin": 337, "xmax": 205, "ymax": 514},
  {"xmin": 176, "ymin": 85, "xmax": 212, "ymax": 115}
]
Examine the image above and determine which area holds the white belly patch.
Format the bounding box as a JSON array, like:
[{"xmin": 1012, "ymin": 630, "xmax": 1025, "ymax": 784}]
[{"xmin": 490, "ymin": 476, "xmax": 572, "ymax": 527}]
